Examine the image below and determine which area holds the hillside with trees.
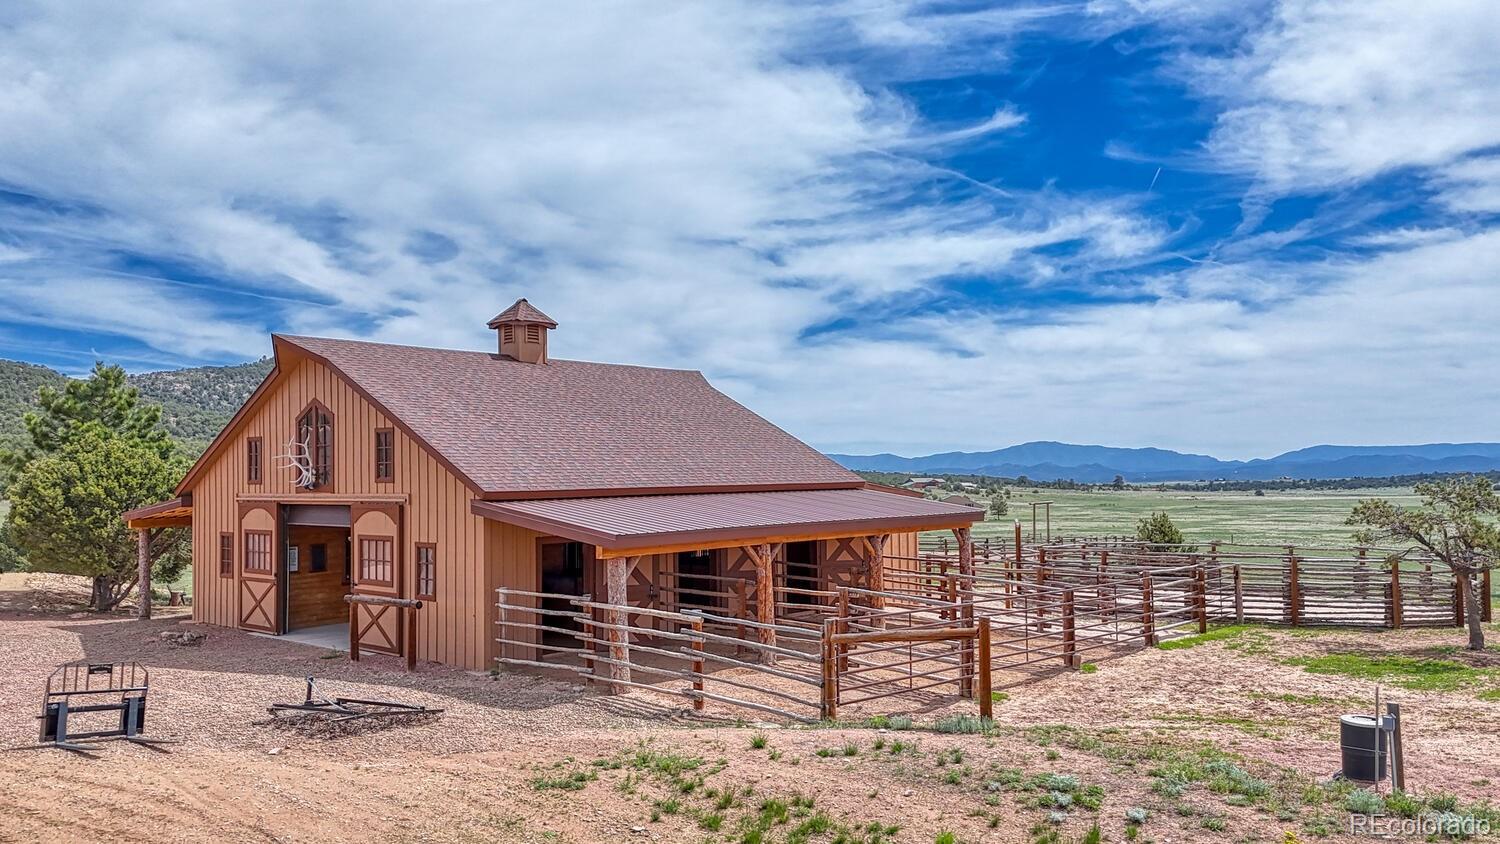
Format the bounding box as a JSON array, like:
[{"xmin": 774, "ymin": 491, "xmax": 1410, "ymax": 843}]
[{"xmin": 0, "ymin": 357, "xmax": 271, "ymax": 459}]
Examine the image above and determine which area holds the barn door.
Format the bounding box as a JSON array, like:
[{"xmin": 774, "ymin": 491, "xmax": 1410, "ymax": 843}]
[
  {"xmin": 351, "ymin": 503, "xmax": 403, "ymax": 656},
  {"xmin": 822, "ymin": 538, "xmax": 867, "ymax": 590},
  {"xmin": 237, "ymin": 503, "xmax": 281, "ymax": 633}
]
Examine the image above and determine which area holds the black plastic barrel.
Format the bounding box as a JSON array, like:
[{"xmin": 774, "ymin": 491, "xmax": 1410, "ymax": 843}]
[{"xmin": 1340, "ymin": 715, "xmax": 1387, "ymax": 781}]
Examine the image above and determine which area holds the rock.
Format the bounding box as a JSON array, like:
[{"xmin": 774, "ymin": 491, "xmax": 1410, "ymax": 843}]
[
  {"xmin": 630, "ymin": 826, "xmax": 645, "ymax": 834},
  {"xmin": 268, "ymin": 747, "xmax": 282, "ymax": 756},
  {"xmin": 159, "ymin": 630, "xmax": 206, "ymax": 646}
]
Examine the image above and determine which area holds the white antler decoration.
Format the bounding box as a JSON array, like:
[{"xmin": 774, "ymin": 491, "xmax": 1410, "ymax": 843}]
[{"xmin": 274, "ymin": 438, "xmax": 317, "ymax": 489}]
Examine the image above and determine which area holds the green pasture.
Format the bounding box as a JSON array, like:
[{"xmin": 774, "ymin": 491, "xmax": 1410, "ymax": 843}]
[{"xmin": 972, "ymin": 486, "xmax": 1425, "ymax": 549}]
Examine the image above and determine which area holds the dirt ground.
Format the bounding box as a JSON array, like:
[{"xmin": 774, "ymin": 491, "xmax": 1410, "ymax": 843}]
[{"xmin": 1, "ymin": 572, "xmax": 1497, "ymax": 843}]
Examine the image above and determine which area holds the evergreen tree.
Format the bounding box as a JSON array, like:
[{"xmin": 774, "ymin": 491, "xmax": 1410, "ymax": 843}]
[
  {"xmin": 1349, "ymin": 477, "xmax": 1499, "ymax": 650},
  {"xmin": 7, "ymin": 425, "xmax": 189, "ymax": 611}
]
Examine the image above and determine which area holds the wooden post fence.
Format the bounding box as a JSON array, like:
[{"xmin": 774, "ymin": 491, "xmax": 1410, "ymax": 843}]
[
  {"xmin": 1061, "ymin": 589, "xmax": 1077, "ymax": 667},
  {"xmin": 1194, "ymin": 565, "xmax": 1209, "ymax": 634},
  {"xmin": 1233, "ymin": 564, "xmax": 1245, "ymax": 624},
  {"xmin": 1389, "ymin": 563, "xmax": 1404, "ymax": 629},
  {"xmin": 977, "ymin": 618, "xmax": 993, "ymax": 720},
  {"xmin": 1287, "ymin": 553, "xmax": 1302, "ymax": 627},
  {"xmin": 820, "ymin": 620, "xmax": 838, "ymax": 720},
  {"xmin": 1485, "ymin": 569, "xmax": 1494, "ymax": 623},
  {"xmin": 691, "ymin": 617, "xmax": 706, "ymax": 712},
  {"xmin": 1453, "ymin": 573, "xmax": 1465, "ymax": 628},
  {"xmin": 1140, "ymin": 573, "xmax": 1156, "ymax": 646}
]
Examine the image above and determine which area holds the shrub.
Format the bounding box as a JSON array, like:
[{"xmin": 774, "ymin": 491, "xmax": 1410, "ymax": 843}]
[
  {"xmin": 1125, "ymin": 807, "xmax": 1149, "ymax": 824},
  {"xmin": 1136, "ymin": 511, "xmax": 1194, "ymax": 551},
  {"xmin": 750, "ymin": 733, "xmax": 768, "ymax": 749},
  {"xmin": 933, "ymin": 715, "xmax": 992, "ymax": 734},
  {"xmin": 1345, "ymin": 788, "xmax": 1385, "ymax": 815}
]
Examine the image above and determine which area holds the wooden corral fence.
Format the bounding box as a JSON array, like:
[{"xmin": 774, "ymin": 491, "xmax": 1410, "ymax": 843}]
[
  {"xmin": 1006, "ymin": 539, "xmax": 1492, "ymax": 629},
  {"xmin": 494, "ymin": 537, "xmax": 1490, "ymax": 721}
]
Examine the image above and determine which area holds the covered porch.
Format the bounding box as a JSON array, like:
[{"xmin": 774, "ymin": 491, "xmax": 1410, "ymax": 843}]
[
  {"xmin": 123, "ymin": 496, "xmax": 194, "ymax": 620},
  {"xmin": 474, "ymin": 488, "xmax": 983, "ymax": 691}
]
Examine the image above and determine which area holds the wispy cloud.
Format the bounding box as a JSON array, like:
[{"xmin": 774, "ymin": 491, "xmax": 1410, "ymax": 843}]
[{"xmin": 0, "ymin": 0, "xmax": 1497, "ymax": 458}]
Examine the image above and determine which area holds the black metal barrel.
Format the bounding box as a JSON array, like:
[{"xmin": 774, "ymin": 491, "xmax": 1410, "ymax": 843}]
[{"xmin": 1340, "ymin": 715, "xmax": 1387, "ymax": 781}]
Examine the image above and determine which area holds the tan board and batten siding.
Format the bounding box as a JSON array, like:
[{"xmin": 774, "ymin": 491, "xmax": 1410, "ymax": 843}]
[{"xmin": 191, "ymin": 354, "xmax": 518, "ymax": 670}]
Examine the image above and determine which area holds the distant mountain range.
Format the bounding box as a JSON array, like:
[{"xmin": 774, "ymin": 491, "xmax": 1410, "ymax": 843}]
[
  {"xmin": 829, "ymin": 441, "xmax": 1500, "ymax": 483},
  {"xmin": 6, "ymin": 356, "xmax": 1499, "ymax": 484}
]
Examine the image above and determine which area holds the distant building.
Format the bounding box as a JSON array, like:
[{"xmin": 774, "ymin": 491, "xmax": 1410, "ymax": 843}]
[
  {"xmin": 905, "ymin": 477, "xmax": 943, "ymax": 488},
  {"xmin": 941, "ymin": 494, "xmax": 978, "ymax": 507}
]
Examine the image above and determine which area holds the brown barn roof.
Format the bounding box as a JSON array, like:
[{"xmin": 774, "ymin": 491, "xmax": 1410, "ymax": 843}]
[
  {"xmin": 486, "ymin": 298, "xmax": 557, "ymax": 328},
  {"xmin": 274, "ymin": 335, "xmax": 862, "ymax": 497},
  {"xmin": 472, "ymin": 488, "xmax": 982, "ymax": 552}
]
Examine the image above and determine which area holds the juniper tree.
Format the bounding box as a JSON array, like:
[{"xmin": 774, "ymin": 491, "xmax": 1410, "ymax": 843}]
[
  {"xmin": 6, "ymin": 424, "xmax": 189, "ymax": 611},
  {"xmin": 1348, "ymin": 477, "xmax": 1498, "ymax": 651}
]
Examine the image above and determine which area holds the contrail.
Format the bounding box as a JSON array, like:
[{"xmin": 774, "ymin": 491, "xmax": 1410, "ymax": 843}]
[{"xmin": 1147, "ymin": 166, "xmax": 1162, "ymax": 192}]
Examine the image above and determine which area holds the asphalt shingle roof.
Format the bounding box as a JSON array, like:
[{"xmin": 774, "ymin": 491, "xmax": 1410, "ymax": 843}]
[{"xmin": 279, "ymin": 334, "xmax": 863, "ymax": 496}]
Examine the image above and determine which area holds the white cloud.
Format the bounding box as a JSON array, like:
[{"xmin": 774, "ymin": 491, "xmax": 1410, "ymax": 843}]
[
  {"xmin": 0, "ymin": 1, "xmax": 1153, "ymax": 364},
  {"xmin": 1, "ymin": 0, "xmax": 1498, "ymax": 460},
  {"xmin": 1175, "ymin": 0, "xmax": 1500, "ymax": 192}
]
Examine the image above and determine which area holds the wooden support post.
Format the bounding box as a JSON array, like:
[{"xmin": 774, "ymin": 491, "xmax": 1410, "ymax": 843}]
[
  {"xmin": 1355, "ymin": 546, "xmax": 1370, "ymax": 598},
  {"xmin": 1061, "ymin": 589, "xmax": 1077, "ymax": 667},
  {"xmin": 136, "ymin": 528, "xmax": 152, "ymax": 621},
  {"xmin": 977, "ymin": 618, "xmax": 992, "ymax": 720},
  {"xmin": 1194, "ymin": 566, "xmax": 1209, "ymax": 634},
  {"xmin": 1233, "ymin": 564, "xmax": 1245, "ymax": 624},
  {"xmin": 1390, "ymin": 563, "xmax": 1404, "ymax": 629},
  {"xmin": 954, "ymin": 526, "xmax": 973, "ymax": 578},
  {"xmin": 405, "ymin": 605, "xmax": 418, "ymax": 672},
  {"xmin": 751, "ymin": 543, "xmax": 776, "ymax": 664},
  {"xmin": 866, "ymin": 535, "xmax": 887, "ymax": 611},
  {"xmin": 944, "ymin": 573, "xmax": 958, "ymax": 622},
  {"xmin": 1287, "ymin": 552, "xmax": 1302, "ymax": 627},
  {"xmin": 605, "ymin": 555, "xmax": 636, "ymax": 693},
  {"xmin": 691, "ymin": 618, "xmax": 706, "ymax": 712},
  {"xmin": 1014, "ymin": 519, "xmax": 1022, "ymax": 564},
  {"xmin": 1453, "ymin": 573, "xmax": 1466, "ymax": 628},
  {"xmin": 959, "ymin": 598, "xmax": 975, "ymax": 698},
  {"xmin": 349, "ymin": 599, "xmax": 361, "ymax": 662},
  {"xmin": 1140, "ymin": 573, "xmax": 1156, "ymax": 646},
  {"xmin": 821, "ymin": 620, "xmax": 838, "ymax": 721}
]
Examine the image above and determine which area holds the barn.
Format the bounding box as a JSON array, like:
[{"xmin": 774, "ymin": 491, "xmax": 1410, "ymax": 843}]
[{"xmin": 125, "ymin": 300, "xmax": 982, "ymax": 670}]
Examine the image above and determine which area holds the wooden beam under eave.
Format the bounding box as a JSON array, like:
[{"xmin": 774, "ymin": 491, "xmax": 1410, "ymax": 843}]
[{"xmin": 592, "ymin": 522, "xmax": 975, "ymax": 559}]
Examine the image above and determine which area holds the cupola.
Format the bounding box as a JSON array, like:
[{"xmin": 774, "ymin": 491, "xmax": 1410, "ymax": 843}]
[{"xmin": 486, "ymin": 298, "xmax": 557, "ymax": 363}]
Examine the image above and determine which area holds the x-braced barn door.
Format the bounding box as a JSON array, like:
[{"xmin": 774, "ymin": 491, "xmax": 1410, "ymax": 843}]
[
  {"xmin": 237, "ymin": 502, "xmax": 281, "ymax": 633},
  {"xmin": 351, "ymin": 502, "xmax": 404, "ymax": 656}
]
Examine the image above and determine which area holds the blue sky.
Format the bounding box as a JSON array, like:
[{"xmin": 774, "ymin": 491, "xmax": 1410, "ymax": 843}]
[{"xmin": 1, "ymin": 1, "xmax": 1498, "ymax": 459}]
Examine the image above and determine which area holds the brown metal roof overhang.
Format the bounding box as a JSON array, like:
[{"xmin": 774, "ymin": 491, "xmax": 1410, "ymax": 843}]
[
  {"xmin": 470, "ymin": 488, "xmax": 984, "ymax": 553},
  {"xmin": 123, "ymin": 496, "xmax": 193, "ymax": 529}
]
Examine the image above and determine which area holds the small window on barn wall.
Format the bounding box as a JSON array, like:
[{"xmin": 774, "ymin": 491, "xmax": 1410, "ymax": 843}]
[
  {"xmin": 243, "ymin": 530, "xmax": 273, "ymax": 574},
  {"xmin": 359, "ymin": 536, "xmax": 394, "ymax": 586},
  {"xmin": 295, "ymin": 400, "xmax": 334, "ymax": 490},
  {"xmin": 415, "ymin": 543, "xmax": 437, "ymax": 601},
  {"xmin": 218, "ymin": 533, "xmax": 234, "ymax": 577},
  {"xmin": 374, "ymin": 428, "xmax": 395, "ymax": 482},
  {"xmin": 309, "ymin": 543, "xmax": 327, "ymax": 573},
  {"xmin": 246, "ymin": 437, "xmax": 262, "ymax": 485}
]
